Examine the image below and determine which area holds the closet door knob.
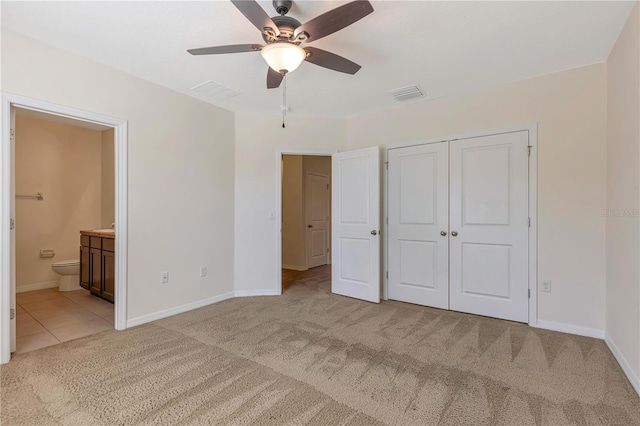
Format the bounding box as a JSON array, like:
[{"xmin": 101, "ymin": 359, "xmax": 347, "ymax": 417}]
[
  {"xmin": 451, "ymin": 231, "xmax": 458, "ymax": 237},
  {"xmin": 440, "ymin": 231, "xmax": 447, "ymax": 236},
  {"xmin": 371, "ymin": 230, "xmax": 378, "ymax": 236}
]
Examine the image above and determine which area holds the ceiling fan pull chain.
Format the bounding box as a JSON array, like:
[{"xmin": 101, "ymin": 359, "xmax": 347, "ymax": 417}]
[{"xmin": 282, "ymin": 72, "xmax": 287, "ymax": 128}]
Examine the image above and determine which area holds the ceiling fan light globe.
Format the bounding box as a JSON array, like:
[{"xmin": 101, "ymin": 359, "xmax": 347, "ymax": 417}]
[{"xmin": 261, "ymin": 43, "xmax": 306, "ymax": 74}]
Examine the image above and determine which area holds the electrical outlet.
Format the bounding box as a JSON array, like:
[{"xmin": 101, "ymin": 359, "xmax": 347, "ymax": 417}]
[
  {"xmin": 541, "ymin": 281, "xmax": 551, "ymax": 292},
  {"xmin": 161, "ymin": 271, "xmax": 169, "ymax": 284},
  {"xmin": 200, "ymin": 266, "xmax": 207, "ymax": 277}
]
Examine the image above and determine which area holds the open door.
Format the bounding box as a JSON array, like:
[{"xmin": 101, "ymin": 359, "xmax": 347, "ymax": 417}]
[
  {"xmin": 331, "ymin": 147, "xmax": 380, "ymax": 303},
  {"xmin": 10, "ymin": 107, "xmax": 16, "ymax": 353}
]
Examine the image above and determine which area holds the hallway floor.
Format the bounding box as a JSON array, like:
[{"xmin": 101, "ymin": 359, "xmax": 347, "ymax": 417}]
[
  {"xmin": 282, "ymin": 264, "xmax": 331, "ymax": 293},
  {"xmin": 15, "ymin": 288, "xmax": 113, "ymax": 355}
]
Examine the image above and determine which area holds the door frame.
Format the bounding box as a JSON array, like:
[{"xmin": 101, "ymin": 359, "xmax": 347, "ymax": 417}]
[
  {"xmin": 383, "ymin": 123, "xmax": 538, "ymax": 327},
  {"xmin": 275, "ymin": 148, "xmax": 335, "ymax": 295},
  {"xmin": 0, "ymin": 92, "xmax": 129, "ymax": 363}
]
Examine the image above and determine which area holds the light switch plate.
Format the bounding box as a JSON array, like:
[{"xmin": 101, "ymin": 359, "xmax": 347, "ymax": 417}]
[
  {"xmin": 200, "ymin": 266, "xmax": 207, "ymax": 277},
  {"xmin": 161, "ymin": 271, "xmax": 169, "ymax": 284}
]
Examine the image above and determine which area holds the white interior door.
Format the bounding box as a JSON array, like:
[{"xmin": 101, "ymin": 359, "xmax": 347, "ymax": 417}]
[
  {"xmin": 449, "ymin": 131, "xmax": 529, "ymax": 323},
  {"xmin": 306, "ymin": 172, "xmax": 329, "ymax": 269},
  {"xmin": 10, "ymin": 107, "xmax": 16, "ymax": 353},
  {"xmin": 332, "ymin": 147, "xmax": 380, "ymax": 303},
  {"xmin": 388, "ymin": 142, "xmax": 449, "ymax": 309}
]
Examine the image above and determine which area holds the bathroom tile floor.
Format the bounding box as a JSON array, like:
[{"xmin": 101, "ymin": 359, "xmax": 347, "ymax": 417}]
[{"xmin": 15, "ymin": 288, "xmax": 113, "ymax": 355}]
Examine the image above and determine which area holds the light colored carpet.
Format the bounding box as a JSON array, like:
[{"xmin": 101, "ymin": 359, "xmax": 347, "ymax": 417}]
[{"xmin": 2, "ymin": 265, "xmax": 639, "ymax": 425}]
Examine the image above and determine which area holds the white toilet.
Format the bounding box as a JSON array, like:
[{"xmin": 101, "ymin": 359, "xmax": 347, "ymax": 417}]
[{"xmin": 51, "ymin": 259, "xmax": 81, "ymax": 291}]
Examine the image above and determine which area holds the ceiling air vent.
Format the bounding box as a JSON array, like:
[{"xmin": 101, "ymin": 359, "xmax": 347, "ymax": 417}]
[
  {"xmin": 388, "ymin": 84, "xmax": 424, "ymax": 102},
  {"xmin": 190, "ymin": 80, "xmax": 240, "ymax": 101}
]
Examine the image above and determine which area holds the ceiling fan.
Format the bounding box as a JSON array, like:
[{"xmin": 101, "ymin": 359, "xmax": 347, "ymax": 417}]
[{"xmin": 187, "ymin": 0, "xmax": 374, "ymax": 89}]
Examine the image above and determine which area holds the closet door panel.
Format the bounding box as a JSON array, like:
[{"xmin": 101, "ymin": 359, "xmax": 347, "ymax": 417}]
[
  {"xmin": 388, "ymin": 142, "xmax": 449, "ymax": 309},
  {"xmin": 449, "ymin": 131, "xmax": 529, "ymax": 323}
]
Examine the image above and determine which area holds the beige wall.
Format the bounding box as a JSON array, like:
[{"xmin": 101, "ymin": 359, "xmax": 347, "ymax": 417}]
[
  {"xmin": 2, "ymin": 30, "xmax": 236, "ymax": 320},
  {"xmin": 234, "ymin": 113, "xmax": 347, "ymax": 293},
  {"xmin": 282, "ymin": 155, "xmax": 305, "ymax": 269},
  {"xmin": 348, "ymin": 63, "xmax": 608, "ymax": 332},
  {"xmin": 606, "ymin": 2, "xmax": 640, "ymax": 386},
  {"xmin": 15, "ymin": 115, "xmax": 102, "ymax": 290},
  {"xmin": 101, "ymin": 128, "xmax": 115, "ymax": 229}
]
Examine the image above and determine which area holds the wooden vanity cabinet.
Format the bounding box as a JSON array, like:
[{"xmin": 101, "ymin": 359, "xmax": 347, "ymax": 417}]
[
  {"xmin": 79, "ymin": 245, "xmax": 90, "ymax": 290},
  {"xmin": 89, "ymin": 237, "xmax": 102, "ymax": 296},
  {"xmin": 79, "ymin": 233, "xmax": 115, "ymax": 303},
  {"xmin": 101, "ymin": 240, "xmax": 115, "ymax": 303}
]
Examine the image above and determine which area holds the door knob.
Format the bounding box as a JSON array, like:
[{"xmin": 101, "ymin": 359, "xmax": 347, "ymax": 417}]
[
  {"xmin": 440, "ymin": 231, "xmax": 447, "ymax": 236},
  {"xmin": 371, "ymin": 230, "xmax": 377, "ymax": 236},
  {"xmin": 308, "ymin": 225, "xmax": 312, "ymax": 228},
  {"xmin": 451, "ymin": 231, "xmax": 458, "ymax": 237}
]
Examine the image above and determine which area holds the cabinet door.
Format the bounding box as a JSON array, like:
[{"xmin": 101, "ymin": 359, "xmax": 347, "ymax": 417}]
[
  {"xmin": 90, "ymin": 247, "xmax": 102, "ymax": 295},
  {"xmin": 80, "ymin": 245, "xmax": 90, "ymax": 290},
  {"xmin": 102, "ymin": 250, "xmax": 115, "ymax": 303}
]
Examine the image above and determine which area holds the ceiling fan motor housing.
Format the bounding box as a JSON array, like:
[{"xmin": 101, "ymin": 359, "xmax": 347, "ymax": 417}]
[
  {"xmin": 273, "ymin": 0, "xmax": 292, "ymax": 16},
  {"xmin": 262, "ymin": 15, "xmax": 301, "ymax": 43}
]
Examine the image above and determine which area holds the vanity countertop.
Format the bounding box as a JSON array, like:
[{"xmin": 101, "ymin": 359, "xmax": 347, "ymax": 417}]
[{"xmin": 80, "ymin": 229, "xmax": 115, "ymax": 239}]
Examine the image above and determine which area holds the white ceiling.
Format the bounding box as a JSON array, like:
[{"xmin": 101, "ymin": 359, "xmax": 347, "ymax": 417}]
[{"xmin": 1, "ymin": 1, "xmax": 635, "ymax": 117}]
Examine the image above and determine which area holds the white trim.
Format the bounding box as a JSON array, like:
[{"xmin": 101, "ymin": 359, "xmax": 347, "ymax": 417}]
[
  {"xmin": 381, "ymin": 148, "xmax": 389, "ymax": 301},
  {"xmin": 1, "ymin": 96, "xmax": 12, "ymax": 363},
  {"xmin": 383, "ymin": 124, "xmax": 538, "ymax": 325},
  {"xmin": 16, "ymin": 281, "xmax": 58, "ymax": 293},
  {"xmin": 536, "ymin": 319, "xmax": 605, "ymax": 339},
  {"xmin": 386, "ymin": 123, "xmax": 539, "ymax": 151},
  {"xmin": 114, "ymin": 120, "xmax": 128, "ymax": 331},
  {"xmin": 234, "ymin": 290, "xmax": 281, "ymax": 297},
  {"xmin": 126, "ymin": 292, "xmax": 235, "ymax": 328},
  {"xmin": 0, "ymin": 92, "xmax": 128, "ymax": 364},
  {"xmin": 282, "ymin": 264, "xmax": 308, "ymax": 272},
  {"xmin": 527, "ymin": 124, "xmax": 538, "ymax": 328},
  {"xmin": 275, "ymin": 148, "xmax": 335, "ymax": 296},
  {"xmin": 605, "ymin": 333, "xmax": 640, "ymax": 397}
]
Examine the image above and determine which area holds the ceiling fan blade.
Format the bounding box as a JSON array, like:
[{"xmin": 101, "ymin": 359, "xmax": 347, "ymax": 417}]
[
  {"xmin": 267, "ymin": 67, "xmax": 284, "ymax": 89},
  {"xmin": 294, "ymin": 1, "xmax": 373, "ymax": 43},
  {"xmin": 304, "ymin": 47, "xmax": 361, "ymax": 74},
  {"xmin": 231, "ymin": 0, "xmax": 280, "ymax": 36},
  {"xmin": 187, "ymin": 44, "xmax": 263, "ymax": 55}
]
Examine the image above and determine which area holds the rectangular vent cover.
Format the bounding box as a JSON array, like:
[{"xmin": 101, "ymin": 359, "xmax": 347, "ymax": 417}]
[
  {"xmin": 191, "ymin": 80, "xmax": 240, "ymax": 101},
  {"xmin": 389, "ymin": 84, "xmax": 424, "ymax": 101}
]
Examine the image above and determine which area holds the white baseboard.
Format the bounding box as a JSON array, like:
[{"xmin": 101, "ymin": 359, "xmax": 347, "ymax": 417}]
[
  {"xmin": 282, "ymin": 264, "xmax": 307, "ymax": 271},
  {"xmin": 126, "ymin": 291, "xmax": 234, "ymax": 328},
  {"xmin": 605, "ymin": 333, "xmax": 640, "ymax": 397},
  {"xmin": 16, "ymin": 281, "xmax": 58, "ymax": 293},
  {"xmin": 535, "ymin": 320, "xmax": 605, "ymax": 339},
  {"xmin": 234, "ymin": 290, "xmax": 280, "ymax": 297}
]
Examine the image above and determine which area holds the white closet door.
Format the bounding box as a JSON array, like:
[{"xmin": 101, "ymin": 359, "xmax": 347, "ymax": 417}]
[
  {"xmin": 388, "ymin": 142, "xmax": 449, "ymax": 309},
  {"xmin": 331, "ymin": 147, "xmax": 380, "ymax": 303},
  {"xmin": 449, "ymin": 131, "xmax": 529, "ymax": 323}
]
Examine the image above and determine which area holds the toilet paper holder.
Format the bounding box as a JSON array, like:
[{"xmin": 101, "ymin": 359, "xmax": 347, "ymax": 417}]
[{"xmin": 40, "ymin": 249, "xmax": 55, "ymax": 258}]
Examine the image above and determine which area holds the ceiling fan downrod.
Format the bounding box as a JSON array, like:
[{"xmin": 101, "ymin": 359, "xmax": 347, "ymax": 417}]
[{"xmin": 273, "ymin": 0, "xmax": 292, "ymax": 16}]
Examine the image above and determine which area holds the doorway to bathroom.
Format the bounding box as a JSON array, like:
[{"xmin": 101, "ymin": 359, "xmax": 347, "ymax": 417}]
[
  {"xmin": 13, "ymin": 108, "xmax": 115, "ymax": 354},
  {"xmin": 0, "ymin": 93, "xmax": 128, "ymax": 363}
]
